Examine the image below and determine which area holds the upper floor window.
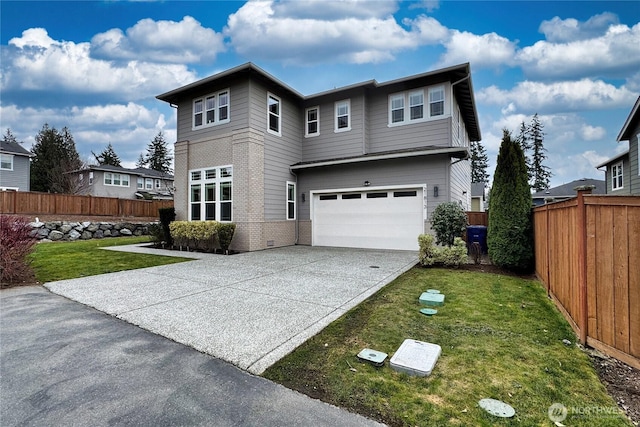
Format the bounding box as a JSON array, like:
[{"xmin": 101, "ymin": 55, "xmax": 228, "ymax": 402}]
[
  {"xmin": 137, "ymin": 177, "xmax": 144, "ymax": 189},
  {"xmin": 145, "ymin": 178, "xmax": 153, "ymax": 190},
  {"xmin": 612, "ymin": 162, "xmax": 623, "ymax": 190},
  {"xmin": 89, "ymin": 172, "xmax": 94, "ymax": 185},
  {"xmin": 305, "ymin": 106, "xmax": 319, "ymax": 137},
  {"xmin": 104, "ymin": 172, "xmax": 129, "ymax": 187},
  {"xmin": 0, "ymin": 154, "xmax": 13, "ymax": 170},
  {"xmin": 193, "ymin": 89, "xmax": 230, "ymax": 130},
  {"xmin": 268, "ymin": 93, "xmax": 281, "ymax": 136},
  {"xmin": 335, "ymin": 100, "xmax": 351, "ymax": 132},
  {"xmin": 155, "ymin": 179, "xmax": 161, "ymax": 189},
  {"xmin": 390, "ymin": 94, "xmax": 404, "ymax": 123},
  {"xmin": 388, "ymin": 89, "xmax": 430, "ymax": 126},
  {"xmin": 409, "ymin": 90, "xmax": 424, "ymax": 120},
  {"xmin": 429, "ymin": 86, "xmax": 445, "ymax": 117}
]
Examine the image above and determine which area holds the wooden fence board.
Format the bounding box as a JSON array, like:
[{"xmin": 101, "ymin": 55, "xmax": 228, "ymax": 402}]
[
  {"xmin": 586, "ymin": 206, "xmax": 598, "ymax": 337},
  {"xmin": 596, "ymin": 207, "xmax": 615, "ymax": 347},
  {"xmin": 613, "ymin": 206, "xmax": 630, "ymax": 353},
  {"xmin": 628, "ymin": 207, "xmax": 640, "ymax": 359}
]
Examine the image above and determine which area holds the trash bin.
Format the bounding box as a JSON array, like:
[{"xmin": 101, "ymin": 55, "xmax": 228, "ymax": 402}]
[{"xmin": 466, "ymin": 225, "xmax": 487, "ymax": 254}]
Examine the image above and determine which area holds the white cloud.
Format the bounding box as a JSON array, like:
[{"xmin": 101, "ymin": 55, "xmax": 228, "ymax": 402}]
[
  {"xmin": 477, "ymin": 79, "xmax": 637, "ymax": 114},
  {"xmin": 2, "ymin": 28, "xmax": 198, "ymax": 103},
  {"xmin": 224, "ymin": 0, "xmax": 444, "ymax": 65},
  {"xmin": 580, "ymin": 124, "xmax": 606, "ymax": 141},
  {"xmin": 539, "ymin": 13, "xmax": 619, "ymax": 43},
  {"xmin": 437, "ymin": 30, "xmax": 517, "ymax": 69},
  {"xmin": 91, "ymin": 16, "xmax": 225, "ymax": 63},
  {"xmin": 272, "ymin": 0, "xmax": 399, "ymax": 19},
  {"xmin": 517, "ymin": 22, "xmax": 640, "ymax": 79}
]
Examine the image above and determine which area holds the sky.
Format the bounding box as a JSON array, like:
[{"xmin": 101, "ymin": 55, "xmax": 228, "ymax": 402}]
[{"xmin": 1, "ymin": 0, "xmax": 639, "ymax": 188}]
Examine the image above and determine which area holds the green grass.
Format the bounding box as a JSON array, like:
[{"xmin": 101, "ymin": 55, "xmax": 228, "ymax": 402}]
[
  {"xmin": 29, "ymin": 236, "xmax": 192, "ymax": 283},
  {"xmin": 263, "ymin": 268, "xmax": 631, "ymax": 426}
]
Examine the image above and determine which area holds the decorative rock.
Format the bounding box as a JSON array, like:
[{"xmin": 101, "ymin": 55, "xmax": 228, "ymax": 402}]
[
  {"xmin": 49, "ymin": 230, "xmax": 64, "ymax": 241},
  {"xmin": 99, "ymin": 223, "xmax": 112, "ymax": 230},
  {"xmin": 94, "ymin": 230, "xmax": 104, "ymax": 239},
  {"xmin": 37, "ymin": 228, "xmax": 51, "ymax": 238},
  {"xmin": 81, "ymin": 231, "xmax": 93, "ymax": 240},
  {"xmin": 86, "ymin": 223, "xmax": 99, "ymax": 232},
  {"xmin": 111, "ymin": 230, "xmax": 120, "ymax": 237},
  {"xmin": 82, "ymin": 221, "xmax": 91, "ymax": 228},
  {"xmin": 74, "ymin": 224, "xmax": 85, "ymax": 232},
  {"xmin": 133, "ymin": 228, "xmax": 143, "ymax": 236},
  {"xmin": 119, "ymin": 228, "xmax": 132, "ymax": 236},
  {"xmin": 103, "ymin": 229, "xmax": 112, "ymax": 237},
  {"xmin": 59, "ymin": 224, "xmax": 73, "ymax": 233},
  {"xmin": 45, "ymin": 221, "xmax": 62, "ymax": 229},
  {"xmin": 68, "ymin": 230, "xmax": 82, "ymax": 241},
  {"xmin": 29, "ymin": 221, "xmax": 44, "ymax": 228}
]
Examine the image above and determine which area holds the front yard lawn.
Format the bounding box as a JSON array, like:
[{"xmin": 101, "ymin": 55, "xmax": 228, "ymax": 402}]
[
  {"xmin": 29, "ymin": 236, "xmax": 192, "ymax": 283},
  {"xmin": 263, "ymin": 268, "xmax": 631, "ymax": 426}
]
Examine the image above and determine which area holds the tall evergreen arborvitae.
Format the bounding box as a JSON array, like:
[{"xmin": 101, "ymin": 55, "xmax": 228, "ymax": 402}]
[
  {"xmin": 487, "ymin": 129, "xmax": 534, "ymax": 272},
  {"xmin": 470, "ymin": 140, "xmax": 489, "ymax": 184}
]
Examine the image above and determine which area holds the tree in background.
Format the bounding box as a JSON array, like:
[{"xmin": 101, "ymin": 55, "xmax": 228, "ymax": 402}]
[
  {"xmin": 2, "ymin": 128, "xmax": 19, "ymax": 144},
  {"xmin": 470, "ymin": 140, "xmax": 489, "ymax": 184},
  {"xmin": 30, "ymin": 124, "xmax": 83, "ymax": 193},
  {"xmin": 92, "ymin": 142, "xmax": 121, "ymax": 167},
  {"xmin": 515, "ymin": 121, "xmax": 533, "ymax": 184},
  {"xmin": 529, "ymin": 113, "xmax": 552, "ymax": 192},
  {"xmin": 487, "ymin": 129, "xmax": 534, "ymax": 272},
  {"xmin": 135, "ymin": 153, "xmax": 146, "ymax": 168},
  {"xmin": 142, "ymin": 131, "xmax": 173, "ymax": 174}
]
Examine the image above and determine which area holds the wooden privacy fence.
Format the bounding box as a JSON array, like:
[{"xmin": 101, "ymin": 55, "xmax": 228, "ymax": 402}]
[
  {"xmin": 466, "ymin": 211, "xmax": 488, "ymax": 226},
  {"xmin": 0, "ymin": 191, "xmax": 173, "ymax": 218},
  {"xmin": 534, "ymin": 189, "xmax": 640, "ymax": 368}
]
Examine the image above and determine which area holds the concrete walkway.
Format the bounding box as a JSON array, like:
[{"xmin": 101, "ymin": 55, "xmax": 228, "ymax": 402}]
[
  {"xmin": 45, "ymin": 245, "xmax": 418, "ymax": 374},
  {"xmin": 0, "ymin": 285, "xmax": 384, "ymax": 426}
]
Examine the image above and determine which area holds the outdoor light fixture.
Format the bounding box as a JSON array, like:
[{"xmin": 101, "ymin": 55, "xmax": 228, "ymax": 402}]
[
  {"xmin": 434, "ymin": 186, "xmax": 439, "ymax": 197},
  {"xmin": 301, "ymin": 193, "xmax": 306, "ymax": 202},
  {"xmin": 364, "ymin": 181, "xmax": 371, "ymax": 186}
]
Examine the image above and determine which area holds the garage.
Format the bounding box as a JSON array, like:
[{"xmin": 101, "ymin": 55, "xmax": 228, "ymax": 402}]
[{"xmin": 312, "ymin": 187, "xmax": 425, "ymax": 251}]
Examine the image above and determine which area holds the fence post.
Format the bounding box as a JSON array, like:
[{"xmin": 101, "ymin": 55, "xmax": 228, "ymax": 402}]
[{"xmin": 575, "ymin": 186, "xmax": 593, "ymax": 345}]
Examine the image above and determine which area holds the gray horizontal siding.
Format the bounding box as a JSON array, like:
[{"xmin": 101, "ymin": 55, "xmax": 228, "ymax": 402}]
[
  {"xmin": 297, "ymin": 155, "xmax": 450, "ymax": 222},
  {"xmin": 449, "ymin": 159, "xmax": 471, "ymax": 210},
  {"xmin": 629, "ymin": 124, "xmax": 639, "ymax": 194},
  {"xmin": 0, "ymin": 155, "xmax": 30, "ymax": 190}
]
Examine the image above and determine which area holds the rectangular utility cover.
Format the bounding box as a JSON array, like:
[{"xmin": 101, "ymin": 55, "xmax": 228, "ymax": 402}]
[
  {"xmin": 419, "ymin": 292, "xmax": 445, "ymax": 306},
  {"xmin": 357, "ymin": 348, "xmax": 388, "ymax": 366},
  {"xmin": 390, "ymin": 339, "xmax": 441, "ymax": 377}
]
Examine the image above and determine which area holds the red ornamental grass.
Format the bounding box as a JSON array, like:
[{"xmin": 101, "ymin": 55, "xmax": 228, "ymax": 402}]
[{"xmin": 0, "ymin": 215, "xmax": 37, "ymax": 285}]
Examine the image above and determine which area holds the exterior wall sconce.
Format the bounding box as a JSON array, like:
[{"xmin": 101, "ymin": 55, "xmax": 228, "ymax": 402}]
[
  {"xmin": 434, "ymin": 186, "xmax": 439, "ymax": 197},
  {"xmin": 301, "ymin": 193, "xmax": 306, "ymax": 202},
  {"xmin": 364, "ymin": 181, "xmax": 371, "ymax": 187}
]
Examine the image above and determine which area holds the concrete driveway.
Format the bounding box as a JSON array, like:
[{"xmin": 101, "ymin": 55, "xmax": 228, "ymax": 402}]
[
  {"xmin": 45, "ymin": 245, "xmax": 418, "ymax": 374},
  {"xmin": 1, "ymin": 285, "xmax": 384, "ymax": 426}
]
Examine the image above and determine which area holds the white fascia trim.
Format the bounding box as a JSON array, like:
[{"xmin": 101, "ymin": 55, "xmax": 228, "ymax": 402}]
[{"xmin": 291, "ymin": 147, "xmax": 468, "ymax": 170}]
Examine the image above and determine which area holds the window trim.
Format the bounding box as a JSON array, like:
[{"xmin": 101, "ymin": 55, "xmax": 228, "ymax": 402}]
[
  {"xmin": 189, "ymin": 165, "xmax": 233, "ymax": 222},
  {"xmin": 388, "ymin": 89, "xmax": 433, "ymax": 127},
  {"xmin": 286, "ymin": 181, "xmax": 296, "ymax": 220},
  {"xmin": 334, "ymin": 99, "xmax": 351, "ymax": 133},
  {"xmin": 0, "ymin": 153, "xmax": 14, "ymax": 170},
  {"xmin": 192, "ymin": 89, "xmax": 231, "ymax": 130},
  {"xmin": 103, "ymin": 172, "xmax": 130, "ymax": 187},
  {"xmin": 611, "ymin": 161, "xmax": 624, "ymax": 191},
  {"xmin": 428, "ymin": 85, "xmax": 445, "ymax": 118},
  {"xmin": 305, "ymin": 106, "xmax": 320, "ymax": 137},
  {"xmin": 137, "ymin": 177, "xmax": 144, "ymax": 189},
  {"xmin": 389, "ymin": 93, "xmax": 405, "ymax": 124},
  {"xmin": 267, "ymin": 92, "xmax": 282, "ymax": 136}
]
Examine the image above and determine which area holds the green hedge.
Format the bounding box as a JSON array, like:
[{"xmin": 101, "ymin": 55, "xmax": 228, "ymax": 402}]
[
  {"xmin": 418, "ymin": 234, "xmax": 467, "ymax": 267},
  {"xmin": 168, "ymin": 221, "xmax": 236, "ymax": 254}
]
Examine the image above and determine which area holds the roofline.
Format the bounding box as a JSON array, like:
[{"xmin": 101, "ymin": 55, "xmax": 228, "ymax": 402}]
[
  {"xmin": 72, "ymin": 165, "xmax": 174, "ymax": 179},
  {"xmin": 157, "ymin": 62, "xmax": 304, "ymax": 103},
  {"xmin": 290, "ymin": 147, "xmax": 468, "ymax": 170},
  {"xmin": 595, "ymin": 149, "xmax": 629, "ymax": 168},
  {"xmin": 0, "ymin": 149, "xmax": 33, "ymax": 157},
  {"xmin": 617, "ymin": 96, "xmax": 640, "ymax": 141}
]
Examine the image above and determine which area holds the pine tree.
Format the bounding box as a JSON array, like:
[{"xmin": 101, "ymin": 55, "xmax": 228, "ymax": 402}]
[
  {"xmin": 470, "ymin": 140, "xmax": 489, "ymax": 184},
  {"xmin": 487, "ymin": 129, "xmax": 534, "ymax": 272},
  {"xmin": 2, "ymin": 128, "xmax": 18, "ymax": 144},
  {"xmin": 529, "ymin": 114, "xmax": 552, "ymax": 192},
  {"xmin": 144, "ymin": 131, "xmax": 173, "ymax": 174},
  {"xmin": 135, "ymin": 153, "xmax": 147, "ymax": 168},
  {"xmin": 515, "ymin": 121, "xmax": 533, "ymax": 184},
  {"xmin": 31, "ymin": 124, "xmax": 82, "ymax": 193},
  {"xmin": 92, "ymin": 143, "xmax": 121, "ymax": 166}
]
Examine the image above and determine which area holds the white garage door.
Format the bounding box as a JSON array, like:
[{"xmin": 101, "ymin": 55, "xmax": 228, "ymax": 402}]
[{"xmin": 312, "ymin": 188, "xmax": 424, "ymax": 250}]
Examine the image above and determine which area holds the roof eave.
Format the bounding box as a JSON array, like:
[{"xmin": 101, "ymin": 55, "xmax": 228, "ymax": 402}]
[
  {"xmin": 617, "ymin": 96, "xmax": 640, "ymax": 141},
  {"xmin": 595, "ymin": 150, "xmax": 629, "ymax": 168}
]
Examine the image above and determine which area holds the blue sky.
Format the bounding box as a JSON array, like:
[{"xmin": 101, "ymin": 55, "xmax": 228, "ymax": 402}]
[{"xmin": 1, "ymin": 0, "xmax": 639, "ymax": 188}]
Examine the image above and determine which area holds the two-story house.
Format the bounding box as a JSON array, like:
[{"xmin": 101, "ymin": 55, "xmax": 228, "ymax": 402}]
[
  {"xmin": 157, "ymin": 62, "xmax": 480, "ymax": 251},
  {"xmin": 596, "ymin": 96, "xmax": 640, "ymax": 194},
  {"xmin": 71, "ymin": 165, "xmax": 174, "ymax": 200},
  {"xmin": 0, "ymin": 139, "xmax": 32, "ymax": 191}
]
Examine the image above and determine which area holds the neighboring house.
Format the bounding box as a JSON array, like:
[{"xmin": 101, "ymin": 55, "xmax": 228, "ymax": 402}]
[
  {"xmin": 531, "ymin": 178, "xmax": 606, "ymax": 206},
  {"xmin": 157, "ymin": 62, "xmax": 481, "ymax": 251},
  {"xmin": 596, "ymin": 96, "xmax": 640, "ymax": 195},
  {"xmin": 0, "ymin": 139, "xmax": 32, "ymax": 191},
  {"xmin": 71, "ymin": 165, "xmax": 174, "ymax": 200},
  {"xmin": 470, "ymin": 182, "xmax": 486, "ymax": 211}
]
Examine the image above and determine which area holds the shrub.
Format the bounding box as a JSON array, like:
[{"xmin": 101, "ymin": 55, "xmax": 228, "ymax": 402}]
[
  {"xmin": 158, "ymin": 207, "xmax": 176, "ymax": 245},
  {"xmin": 487, "ymin": 129, "xmax": 534, "ymax": 272},
  {"xmin": 418, "ymin": 234, "xmax": 467, "ymax": 268},
  {"xmin": 430, "ymin": 202, "xmax": 468, "ymax": 246},
  {"xmin": 147, "ymin": 223, "xmax": 165, "ymax": 247},
  {"xmin": 217, "ymin": 223, "xmax": 236, "ymax": 255},
  {"xmin": 0, "ymin": 215, "xmax": 37, "ymax": 285},
  {"xmin": 169, "ymin": 221, "xmax": 219, "ymax": 252}
]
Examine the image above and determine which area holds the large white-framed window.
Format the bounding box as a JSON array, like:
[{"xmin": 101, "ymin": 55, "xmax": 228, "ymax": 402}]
[
  {"xmin": 390, "ymin": 94, "xmax": 404, "ymax": 124},
  {"xmin": 145, "ymin": 178, "xmax": 153, "ymax": 190},
  {"xmin": 286, "ymin": 181, "xmax": 296, "ymax": 220},
  {"xmin": 0, "ymin": 154, "xmax": 13, "ymax": 170},
  {"xmin": 612, "ymin": 162, "xmax": 623, "ymax": 191},
  {"xmin": 429, "ymin": 86, "xmax": 445, "ymax": 117},
  {"xmin": 267, "ymin": 93, "xmax": 281, "ymax": 136},
  {"xmin": 189, "ymin": 165, "xmax": 233, "ymax": 222},
  {"xmin": 137, "ymin": 177, "xmax": 144, "ymax": 189},
  {"xmin": 305, "ymin": 106, "xmax": 319, "ymax": 137},
  {"xmin": 335, "ymin": 99, "xmax": 351, "ymax": 132},
  {"xmin": 192, "ymin": 89, "xmax": 230, "ymax": 130},
  {"xmin": 409, "ymin": 90, "xmax": 424, "ymax": 120},
  {"xmin": 104, "ymin": 172, "xmax": 130, "ymax": 187}
]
